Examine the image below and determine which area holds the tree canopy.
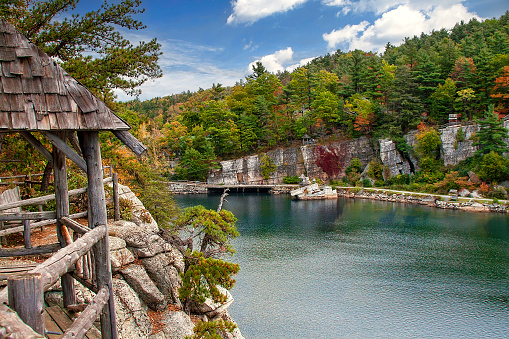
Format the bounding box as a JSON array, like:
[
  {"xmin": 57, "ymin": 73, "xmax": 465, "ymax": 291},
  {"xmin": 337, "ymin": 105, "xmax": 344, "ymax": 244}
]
[{"xmin": 1, "ymin": 0, "xmax": 162, "ymax": 99}]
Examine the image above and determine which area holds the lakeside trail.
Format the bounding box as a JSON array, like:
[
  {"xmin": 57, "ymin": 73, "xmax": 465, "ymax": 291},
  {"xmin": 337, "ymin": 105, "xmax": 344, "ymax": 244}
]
[{"xmin": 336, "ymin": 186, "xmax": 508, "ymax": 213}]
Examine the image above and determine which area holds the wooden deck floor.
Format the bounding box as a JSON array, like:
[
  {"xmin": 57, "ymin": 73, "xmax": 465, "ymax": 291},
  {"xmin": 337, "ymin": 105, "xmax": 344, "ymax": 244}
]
[{"xmin": 45, "ymin": 305, "xmax": 101, "ymax": 339}]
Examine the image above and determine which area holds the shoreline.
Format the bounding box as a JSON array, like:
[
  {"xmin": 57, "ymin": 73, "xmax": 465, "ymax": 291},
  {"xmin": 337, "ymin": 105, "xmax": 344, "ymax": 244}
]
[{"xmin": 336, "ymin": 187, "xmax": 508, "ymax": 213}]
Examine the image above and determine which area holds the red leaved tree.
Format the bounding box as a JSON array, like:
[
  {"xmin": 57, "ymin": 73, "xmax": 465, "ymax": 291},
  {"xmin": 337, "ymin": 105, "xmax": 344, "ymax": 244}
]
[{"xmin": 314, "ymin": 146, "xmax": 343, "ymax": 178}]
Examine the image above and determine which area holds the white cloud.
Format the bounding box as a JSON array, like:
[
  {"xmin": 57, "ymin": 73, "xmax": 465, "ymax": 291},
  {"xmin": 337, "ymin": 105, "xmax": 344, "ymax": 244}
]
[
  {"xmin": 114, "ymin": 67, "xmax": 245, "ymax": 101},
  {"xmin": 227, "ymin": 0, "xmax": 308, "ymax": 25},
  {"xmin": 114, "ymin": 37, "xmax": 245, "ymax": 101},
  {"xmin": 248, "ymin": 47, "xmax": 317, "ymax": 74},
  {"xmin": 322, "ymin": 21, "xmax": 370, "ymax": 50},
  {"xmin": 323, "ymin": 4, "xmax": 481, "ymax": 53},
  {"xmin": 322, "ymin": 0, "xmax": 470, "ymax": 16},
  {"xmin": 248, "ymin": 47, "xmax": 293, "ymax": 73},
  {"xmin": 243, "ymin": 40, "xmax": 259, "ymax": 51},
  {"xmin": 285, "ymin": 57, "xmax": 317, "ymax": 71}
]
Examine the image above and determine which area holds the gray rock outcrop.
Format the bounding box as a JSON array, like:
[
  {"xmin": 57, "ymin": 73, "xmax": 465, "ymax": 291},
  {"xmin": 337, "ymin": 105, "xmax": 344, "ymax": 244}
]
[
  {"xmin": 121, "ymin": 264, "xmax": 167, "ymax": 311},
  {"xmin": 205, "ymin": 123, "xmax": 487, "ymax": 185},
  {"xmin": 439, "ymin": 124, "xmax": 478, "ymax": 166},
  {"xmin": 113, "ymin": 278, "xmax": 153, "ymax": 338}
]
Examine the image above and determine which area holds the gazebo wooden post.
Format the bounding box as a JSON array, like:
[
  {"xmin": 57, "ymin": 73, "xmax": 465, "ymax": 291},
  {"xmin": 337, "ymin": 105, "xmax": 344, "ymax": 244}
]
[
  {"xmin": 53, "ymin": 135, "xmax": 76, "ymax": 308},
  {"xmin": 80, "ymin": 131, "xmax": 118, "ymax": 339}
]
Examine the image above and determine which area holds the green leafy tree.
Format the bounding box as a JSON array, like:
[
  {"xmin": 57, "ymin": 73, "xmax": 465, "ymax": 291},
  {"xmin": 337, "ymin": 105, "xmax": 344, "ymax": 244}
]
[
  {"xmin": 174, "ymin": 147, "xmax": 214, "ymax": 181},
  {"xmin": 186, "ymin": 319, "xmax": 237, "ymax": 339},
  {"xmin": 2, "ymin": 0, "xmax": 162, "ymax": 99},
  {"xmin": 430, "ymin": 78, "xmax": 457, "ymax": 124},
  {"xmin": 455, "ymin": 88, "xmax": 476, "ymax": 120},
  {"xmin": 164, "ymin": 205, "xmax": 240, "ymax": 313},
  {"xmin": 415, "ymin": 124, "xmax": 442, "ymax": 159},
  {"xmin": 260, "ymin": 154, "xmax": 277, "ymax": 180},
  {"xmin": 473, "ymin": 104, "xmax": 509, "ymax": 156},
  {"xmin": 477, "ymin": 151, "xmax": 509, "ymax": 183}
]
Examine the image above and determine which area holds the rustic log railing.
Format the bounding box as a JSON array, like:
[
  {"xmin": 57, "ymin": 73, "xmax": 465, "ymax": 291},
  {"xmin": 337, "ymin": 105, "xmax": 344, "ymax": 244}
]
[
  {"xmin": 0, "ymin": 176, "xmax": 114, "ymax": 253},
  {"xmin": 0, "ymin": 224, "xmax": 109, "ymax": 338},
  {"xmin": 0, "ymin": 167, "xmax": 120, "ymax": 338}
]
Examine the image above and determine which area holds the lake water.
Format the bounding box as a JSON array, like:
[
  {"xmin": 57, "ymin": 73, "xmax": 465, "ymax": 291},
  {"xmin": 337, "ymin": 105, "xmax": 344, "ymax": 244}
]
[{"xmin": 174, "ymin": 193, "xmax": 509, "ymax": 339}]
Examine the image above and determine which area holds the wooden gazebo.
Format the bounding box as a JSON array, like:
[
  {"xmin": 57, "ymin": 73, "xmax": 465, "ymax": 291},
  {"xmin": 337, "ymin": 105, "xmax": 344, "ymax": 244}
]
[{"xmin": 0, "ymin": 19, "xmax": 146, "ymax": 338}]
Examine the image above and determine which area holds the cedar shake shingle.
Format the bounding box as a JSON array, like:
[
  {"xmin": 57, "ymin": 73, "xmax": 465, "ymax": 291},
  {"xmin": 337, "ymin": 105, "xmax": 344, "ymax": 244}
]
[{"xmin": 0, "ymin": 19, "xmax": 130, "ymax": 131}]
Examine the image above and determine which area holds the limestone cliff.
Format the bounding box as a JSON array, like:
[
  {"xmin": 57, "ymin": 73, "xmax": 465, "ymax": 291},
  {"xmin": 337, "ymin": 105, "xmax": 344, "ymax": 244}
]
[{"xmin": 207, "ymin": 124, "xmax": 480, "ymax": 184}]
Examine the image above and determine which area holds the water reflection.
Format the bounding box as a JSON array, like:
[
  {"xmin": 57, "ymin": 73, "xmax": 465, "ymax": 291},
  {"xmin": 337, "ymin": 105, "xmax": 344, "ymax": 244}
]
[{"xmin": 174, "ymin": 194, "xmax": 509, "ymax": 339}]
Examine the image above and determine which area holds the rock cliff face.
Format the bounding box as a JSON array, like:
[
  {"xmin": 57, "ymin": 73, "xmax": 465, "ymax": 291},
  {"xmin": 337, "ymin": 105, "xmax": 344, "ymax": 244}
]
[
  {"xmin": 207, "ymin": 124, "xmax": 481, "ymax": 184},
  {"xmin": 46, "ymin": 184, "xmax": 244, "ymax": 339},
  {"xmin": 439, "ymin": 123, "xmax": 478, "ymax": 166},
  {"xmin": 208, "ymin": 136, "xmax": 375, "ymax": 184}
]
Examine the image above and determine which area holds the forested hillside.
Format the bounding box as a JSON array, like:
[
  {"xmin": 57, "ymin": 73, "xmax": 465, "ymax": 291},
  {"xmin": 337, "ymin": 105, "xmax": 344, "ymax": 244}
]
[{"xmin": 122, "ymin": 13, "xmax": 509, "ymax": 181}]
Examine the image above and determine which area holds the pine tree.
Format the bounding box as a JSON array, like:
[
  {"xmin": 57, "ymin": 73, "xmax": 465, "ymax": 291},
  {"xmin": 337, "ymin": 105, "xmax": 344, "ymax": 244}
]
[
  {"xmin": 2, "ymin": 0, "xmax": 162, "ymax": 99},
  {"xmin": 474, "ymin": 105, "xmax": 509, "ymax": 156}
]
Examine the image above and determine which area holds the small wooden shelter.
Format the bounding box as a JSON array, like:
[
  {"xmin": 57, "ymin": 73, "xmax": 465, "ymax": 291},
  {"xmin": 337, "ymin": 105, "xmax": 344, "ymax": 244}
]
[{"xmin": 0, "ymin": 19, "xmax": 146, "ymax": 338}]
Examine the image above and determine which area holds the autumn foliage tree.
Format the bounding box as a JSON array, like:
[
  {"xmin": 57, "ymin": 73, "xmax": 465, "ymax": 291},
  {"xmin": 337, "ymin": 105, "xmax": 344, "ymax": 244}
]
[{"xmin": 315, "ymin": 146, "xmax": 343, "ymax": 179}]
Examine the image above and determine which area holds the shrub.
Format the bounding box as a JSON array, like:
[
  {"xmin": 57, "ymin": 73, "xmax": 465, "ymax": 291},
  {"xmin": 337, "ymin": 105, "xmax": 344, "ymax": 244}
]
[
  {"xmin": 260, "ymin": 154, "xmax": 277, "ymax": 180},
  {"xmin": 374, "ymin": 180, "xmax": 385, "ymax": 187},
  {"xmin": 367, "ymin": 158, "xmax": 384, "ymax": 181},
  {"xmin": 345, "ymin": 157, "xmax": 362, "ymax": 174},
  {"xmin": 362, "ymin": 178, "xmax": 372, "ymax": 187},
  {"xmin": 415, "ymin": 125, "xmax": 442, "ymax": 158},
  {"xmin": 477, "ymin": 151, "xmax": 509, "ymax": 183},
  {"xmin": 187, "ymin": 319, "xmax": 237, "ymax": 339},
  {"xmin": 315, "ymin": 147, "xmax": 342, "ymax": 178},
  {"xmin": 433, "ymin": 171, "xmax": 474, "ymax": 194},
  {"xmin": 456, "ymin": 127, "xmax": 466, "ymax": 142},
  {"xmin": 283, "ymin": 175, "xmax": 300, "ymax": 184}
]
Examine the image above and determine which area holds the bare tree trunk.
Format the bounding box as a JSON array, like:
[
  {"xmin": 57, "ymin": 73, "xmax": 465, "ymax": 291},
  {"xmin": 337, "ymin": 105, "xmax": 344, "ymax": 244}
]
[{"xmin": 217, "ymin": 188, "xmax": 229, "ymax": 213}]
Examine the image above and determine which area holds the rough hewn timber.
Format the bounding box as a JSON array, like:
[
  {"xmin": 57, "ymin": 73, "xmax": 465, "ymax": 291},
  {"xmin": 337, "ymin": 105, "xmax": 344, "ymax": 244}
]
[
  {"xmin": 61, "ymin": 286, "xmax": 109, "ymax": 339},
  {"xmin": 7, "ymin": 272, "xmax": 44, "ymax": 335},
  {"xmin": 0, "ymin": 225, "xmax": 106, "ymax": 304},
  {"xmin": 80, "ymin": 131, "xmax": 117, "ymax": 339}
]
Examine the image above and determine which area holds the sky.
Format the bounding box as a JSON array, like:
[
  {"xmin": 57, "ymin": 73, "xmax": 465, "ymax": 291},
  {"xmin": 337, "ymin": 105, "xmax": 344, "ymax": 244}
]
[{"xmin": 79, "ymin": 0, "xmax": 508, "ymax": 101}]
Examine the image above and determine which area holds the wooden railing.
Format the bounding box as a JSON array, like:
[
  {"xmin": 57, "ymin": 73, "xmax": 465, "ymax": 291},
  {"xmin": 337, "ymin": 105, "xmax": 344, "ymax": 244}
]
[
  {"xmin": 0, "ymin": 170, "xmax": 121, "ymax": 338},
  {"xmin": 0, "ymin": 224, "xmax": 109, "ymax": 338},
  {"xmin": 0, "ymin": 176, "xmax": 116, "ymax": 256}
]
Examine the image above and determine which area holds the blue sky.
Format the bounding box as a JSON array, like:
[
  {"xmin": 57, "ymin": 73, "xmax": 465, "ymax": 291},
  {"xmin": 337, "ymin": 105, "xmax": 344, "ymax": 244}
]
[{"xmin": 79, "ymin": 1, "xmax": 508, "ymax": 101}]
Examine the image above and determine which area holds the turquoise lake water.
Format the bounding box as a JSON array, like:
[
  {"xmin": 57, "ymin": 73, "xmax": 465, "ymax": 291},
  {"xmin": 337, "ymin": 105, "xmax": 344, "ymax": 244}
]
[{"xmin": 174, "ymin": 194, "xmax": 509, "ymax": 339}]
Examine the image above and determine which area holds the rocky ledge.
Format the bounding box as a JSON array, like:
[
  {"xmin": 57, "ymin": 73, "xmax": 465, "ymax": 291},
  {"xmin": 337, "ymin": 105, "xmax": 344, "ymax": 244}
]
[{"xmin": 46, "ymin": 183, "xmax": 244, "ymax": 339}]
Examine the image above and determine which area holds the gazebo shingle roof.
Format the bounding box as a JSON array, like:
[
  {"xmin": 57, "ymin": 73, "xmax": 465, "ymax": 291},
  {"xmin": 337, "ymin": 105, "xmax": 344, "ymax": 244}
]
[{"xmin": 0, "ymin": 19, "xmax": 130, "ymax": 131}]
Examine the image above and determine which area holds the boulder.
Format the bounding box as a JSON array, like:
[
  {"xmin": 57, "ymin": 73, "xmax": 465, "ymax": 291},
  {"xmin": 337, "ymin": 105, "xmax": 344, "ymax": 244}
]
[
  {"xmin": 109, "ymin": 236, "xmax": 126, "ymax": 251},
  {"xmin": 214, "ymin": 310, "xmax": 245, "ymax": 339},
  {"xmin": 116, "ymin": 183, "xmax": 159, "ymax": 233},
  {"xmin": 110, "ymin": 247, "xmax": 135, "ymax": 272},
  {"xmin": 462, "ymin": 202, "xmax": 487, "ymax": 212},
  {"xmin": 129, "ymin": 234, "xmax": 174, "ymax": 258},
  {"xmin": 190, "ymin": 286, "xmax": 234, "ymax": 318},
  {"xmin": 468, "ymin": 171, "xmax": 481, "ymax": 184},
  {"xmin": 112, "ymin": 278, "xmax": 153, "ymax": 338},
  {"xmin": 121, "ymin": 264, "xmax": 167, "ymax": 311},
  {"xmin": 110, "ymin": 221, "xmax": 173, "ymax": 258},
  {"xmin": 142, "ymin": 253, "xmax": 183, "ymax": 306},
  {"xmin": 149, "ymin": 310, "xmax": 194, "ymax": 339},
  {"xmin": 470, "ymin": 190, "xmax": 483, "ymax": 198},
  {"xmin": 458, "ymin": 188, "xmax": 471, "ymax": 197}
]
